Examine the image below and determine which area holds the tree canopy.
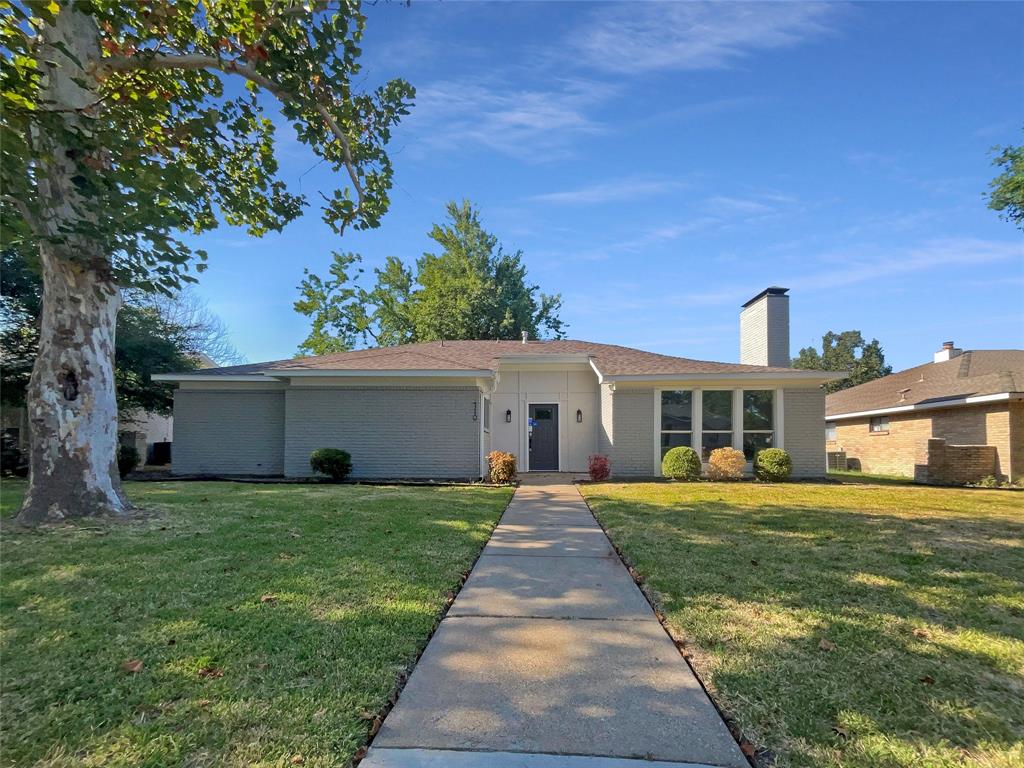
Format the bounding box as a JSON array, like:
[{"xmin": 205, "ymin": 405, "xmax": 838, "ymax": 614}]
[
  {"xmin": 987, "ymin": 135, "xmax": 1023, "ymax": 230},
  {"xmin": 295, "ymin": 200, "xmax": 565, "ymax": 354},
  {"xmin": 793, "ymin": 330, "xmax": 893, "ymax": 393}
]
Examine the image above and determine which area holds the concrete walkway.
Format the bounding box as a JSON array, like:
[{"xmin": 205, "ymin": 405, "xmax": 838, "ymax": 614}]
[{"xmin": 362, "ymin": 480, "xmax": 748, "ymax": 768}]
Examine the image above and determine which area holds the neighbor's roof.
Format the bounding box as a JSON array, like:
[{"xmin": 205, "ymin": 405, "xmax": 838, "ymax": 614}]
[
  {"xmin": 157, "ymin": 339, "xmax": 837, "ymax": 381},
  {"xmin": 826, "ymin": 350, "xmax": 1024, "ymax": 418}
]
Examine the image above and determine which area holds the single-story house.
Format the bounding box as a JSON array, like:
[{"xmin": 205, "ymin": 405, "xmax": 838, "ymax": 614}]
[
  {"xmin": 826, "ymin": 343, "xmax": 1024, "ymax": 483},
  {"xmin": 155, "ymin": 287, "xmax": 840, "ymax": 479}
]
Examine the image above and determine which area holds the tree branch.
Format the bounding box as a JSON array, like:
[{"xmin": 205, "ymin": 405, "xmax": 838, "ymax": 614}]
[{"xmin": 95, "ymin": 52, "xmax": 365, "ymax": 215}]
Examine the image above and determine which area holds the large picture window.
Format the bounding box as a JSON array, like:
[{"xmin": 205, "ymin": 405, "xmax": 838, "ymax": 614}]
[
  {"xmin": 702, "ymin": 390, "xmax": 733, "ymax": 460},
  {"xmin": 742, "ymin": 390, "xmax": 774, "ymax": 459},
  {"xmin": 660, "ymin": 391, "xmax": 692, "ymax": 458}
]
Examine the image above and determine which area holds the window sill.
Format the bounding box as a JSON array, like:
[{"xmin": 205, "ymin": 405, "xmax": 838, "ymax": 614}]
[{"xmin": 869, "ymin": 431, "xmax": 890, "ymax": 436}]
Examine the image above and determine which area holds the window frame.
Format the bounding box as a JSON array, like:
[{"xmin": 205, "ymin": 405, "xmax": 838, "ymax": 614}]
[
  {"xmin": 741, "ymin": 390, "xmax": 775, "ymax": 460},
  {"xmin": 700, "ymin": 390, "xmax": 733, "ymax": 461},
  {"xmin": 869, "ymin": 415, "xmax": 890, "ymax": 434},
  {"xmin": 658, "ymin": 389, "xmax": 693, "ymax": 459},
  {"xmin": 825, "ymin": 421, "xmax": 837, "ymax": 442},
  {"xmin": 482, "ymin": 396, "xmax": 491, "ymax": 433}
]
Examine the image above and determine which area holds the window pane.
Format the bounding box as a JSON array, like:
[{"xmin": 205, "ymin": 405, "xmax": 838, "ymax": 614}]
[
  {"xmin": 743, "ymin": 390, "xmax": 773, "ymax": 430},
  {"xmin": 484, "ymin": 399, "xmax": 491, "ymax": 430},
  {"xmin": 661, "ymin": 391, "xmax": 692, "ymax": 431},
  {"xmin": 869, "ymin": 416, "xmax": 889, "ymax": 433},
  {"xmin": 825, "ymin": 422, "xmax": 836, "ymax": 441},
  {"xmin": 660, "ymin": 432, "xmax": 691, "ymax": 458},
  {"xmin": 701, "ymin": 431, "xmax": 732, "ymax": 461},
  {"xmin": 743, "ymin": 432, "xmax": 773, "ymax": 460},
  {"xmin": 534, "ymin": 408, "xmax": 553, "ymax": 420},
  {"xmin": 703, "ymin": 390, "xmax": 732, "ymax": 431}
]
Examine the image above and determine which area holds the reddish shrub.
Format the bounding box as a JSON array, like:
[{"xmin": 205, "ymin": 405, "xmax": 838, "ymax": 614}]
[
  {"xmin": 486, "ymin": 451, "xmax": 517, "ymax": 484},
  {"xmin": 588, "ymin": 454, "xmax": 611, "ymax": 481},
  {"xmin": 706, "ymin": 447, "xmax": 745, "ymax": 480}
]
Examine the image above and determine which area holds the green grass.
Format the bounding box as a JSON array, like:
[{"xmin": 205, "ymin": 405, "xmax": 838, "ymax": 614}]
[
  {"xmin": 579, "ymin": 481, "xmax": 1024, "ymax": 768},
  {"xmin": 828, "ymin": 469, "xmax": 919, "ymax": 486},
  {"xmin": 0, "ymin": 479, "xmax": 512, "ymax": 768}
]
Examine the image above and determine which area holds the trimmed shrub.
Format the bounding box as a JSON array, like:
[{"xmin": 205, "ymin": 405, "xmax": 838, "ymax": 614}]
[
  {"xmin": 117, "ymin": 444, "xmax": 140, "ymax": 479},
  {"xmin": 310, "ymin": 448, "xmax": 352, "ymax": 482},
  {"xmin": 755, "ymin": 448, "xmax": 792, "ymax": 482},
  {"xmin": 487, "ymin": 451, "xmax": 517, "ymax": 484},
  {"xmin": 587, "ymin": 454, "xmax": 611, "ymax": 482},
  {"xmin": 706, "ymin": 447, "xmax": 745, "ymax": 481},
  {"xmin": 662, "ymin": 446, "xmax": 701, "ymax": 481}
]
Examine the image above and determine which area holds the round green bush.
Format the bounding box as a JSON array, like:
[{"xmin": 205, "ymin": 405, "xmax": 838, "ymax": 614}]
[
  {"xmin": 310, "ymin": 448, "xmax": 352, "ymax": 482},
  {"xmin": 117, "ymin": 444, "xmax": 140, "ymax": 479},
  {"xmin": 661, "ymin": 446, "xmax": 701, "ymax": 481},
  {"xmin": 754, "ymin": 448, "xmax": 792, "ymax": 482}
]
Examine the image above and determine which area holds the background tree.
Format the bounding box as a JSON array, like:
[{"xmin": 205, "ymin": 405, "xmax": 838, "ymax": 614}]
[
  {"xmin": 2, "ymin": 249, "xmax": 241, "ymax": 418},
  {"xmin": 295, "ymin": 200, "xmax": 564, "ymax": 354},
  {"xmin": 2, "ymin": 1, "xmax": 413, "ymax": 524},
  {"xmin": 987, "ymin": 135, "xmax": 1023, "ymax": 230},
  {"xmin": 793, "ymin": 330, "xmax": 893, "ymax": 393}
]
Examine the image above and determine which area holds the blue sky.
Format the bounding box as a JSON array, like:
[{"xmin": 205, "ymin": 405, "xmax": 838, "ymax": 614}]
[{"xmin": 187, "ymin": 1, "xmax": 1024, "ymax": 371}]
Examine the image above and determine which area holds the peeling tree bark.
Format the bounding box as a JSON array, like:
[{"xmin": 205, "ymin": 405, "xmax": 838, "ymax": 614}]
[{"xmin": 17, "ymin": 4, "xmax": 130, "ymax": 524}]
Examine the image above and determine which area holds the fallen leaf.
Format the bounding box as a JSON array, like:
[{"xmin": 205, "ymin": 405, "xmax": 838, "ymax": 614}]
[
  {"xmin": 260, "ymin": 594, "xmax": 277, "ymax": 604},
  {"xmin": 368, "ymin": 716, "xmax": 382, "ymax": 737},
  {"xmin": 739, "ymin": 740, "xmax": 757, "ymax": 757},
  {"xmin": 913, "ymin": 628, "xmax": 930, "ymax": 640},
  {"xmin": 196, "ymin": 699, "xmax": 212, "ymax": 707},
  {"xmin": 919, "ymin": 674, "xmax": 936, "ymax": 685},
  {"xmin": 832, "ymin": 725, "xmax": 849, "ymax": 739},
  {"xmin": 353, "ymin": 747, "xmax": 368, "ymax": 760},
  {"xmin": 198, "ymin": 665, "xmax": 223, "ymax": 679},
  {"xmin": 819, "ymin": 638, "xmax": 837, "ymax": 652},
  {"xmin": 121, "ymin": 659, "xmax": 144, "ymax": 674},
  {"xmin": 359, "ymin": 710, "xmax": 375, "ymax": 721},
  {"xmin": 290, "ymin": 756, "xmax": 304, "ymax": 765}
]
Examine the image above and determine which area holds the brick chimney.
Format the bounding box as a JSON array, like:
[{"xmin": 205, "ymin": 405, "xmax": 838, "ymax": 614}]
[
  {"xmin": 740, "ymin": 287, "xmax": 790, "ymax": 367},
  {"xmin": 933, "ymin": 340, "xmax": 962, "ymax": 363}
]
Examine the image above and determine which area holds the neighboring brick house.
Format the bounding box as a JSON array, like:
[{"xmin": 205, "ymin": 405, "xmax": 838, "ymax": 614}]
[{"xmin": 825, "ymin": 344, "xmax": 1024, "ymax": 483}]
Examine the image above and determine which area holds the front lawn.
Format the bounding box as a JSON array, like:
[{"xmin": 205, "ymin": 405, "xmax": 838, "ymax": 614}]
[
  {"xmin": 0, "ymin": 479, "xmax": 512, "ymax": 768},
  {"xmin": 580, "ymin": 481, "xmax": 1024, "ymax": 768}
]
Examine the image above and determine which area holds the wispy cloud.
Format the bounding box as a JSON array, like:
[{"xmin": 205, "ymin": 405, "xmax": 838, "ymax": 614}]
[
  {"xmin": 570, "ymin": 2, "xmax": 840, "ymax": 74},
  {"xmin": 403, "ymin": 77, "xmax": 615, "ymax": 160},
  {"xmin": 680, "ymin": 237, "xmax": 1024, "ymax": 306},
  {"xmin": 529, "ymin": 178, "xmax": 686, "ymax": 205}
]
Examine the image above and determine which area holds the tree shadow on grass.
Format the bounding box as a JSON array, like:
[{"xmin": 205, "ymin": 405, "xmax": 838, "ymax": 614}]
[
  {"xmin": 588, "ymin": 495, "xmax": 1024, "ymax": 768},
  {"xmin": 0, "ymin": 481, "xmax": 509, "ymax": 768}
]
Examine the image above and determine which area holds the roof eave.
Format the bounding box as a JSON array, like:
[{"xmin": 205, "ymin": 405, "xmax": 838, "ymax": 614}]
[
  {"xmin": 605, "ymin": 370, "xmax": 845, "ymax": 383},
  {"xmin": 826, "ymin": 391, "xmax": 1024, "ymax": 421}
]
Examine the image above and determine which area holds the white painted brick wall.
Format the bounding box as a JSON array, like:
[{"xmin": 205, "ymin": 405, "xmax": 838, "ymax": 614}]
[
  {"xmin": 609, "ymin": 388, "xmax": 655, "ymax": 476},
  {"xmin": 784, "ymin": 387, "xmax": 826, "ymax": 477},
  {"xmin": 173, "ymin": 390, "xmax": 285, "ymax": 475},
  {"xmin": 284, "ymin": 387, "xmax": 481, "ymax": 478},
  {"xmin": 740, "ymin": 294, "xmax": 790, "ymax": 367}
]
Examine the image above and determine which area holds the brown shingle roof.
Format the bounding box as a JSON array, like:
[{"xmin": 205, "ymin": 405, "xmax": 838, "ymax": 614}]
[
  {"xmin": 188, "ymin": 339, "xmax": 814, "ymax": 378},
  {"xmin": 825, "ymin": 350, "xmax": 1024, "ymax": 417}
]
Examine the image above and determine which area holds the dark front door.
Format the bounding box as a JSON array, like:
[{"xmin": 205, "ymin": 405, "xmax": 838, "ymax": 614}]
[{"xmin": 528, "ymin": 404, "xmax": 559, "ymax": 471}]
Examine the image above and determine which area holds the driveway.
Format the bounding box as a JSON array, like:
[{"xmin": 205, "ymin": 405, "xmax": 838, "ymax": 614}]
[{"xmin": 361, "ymin": 479, "xmax": 748, "ymax": 768}]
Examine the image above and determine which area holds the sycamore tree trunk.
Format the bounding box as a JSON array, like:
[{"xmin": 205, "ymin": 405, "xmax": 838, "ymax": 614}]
[{"xmin": 17, "ymin": 4, "xmax": 131, "ymax": 524}]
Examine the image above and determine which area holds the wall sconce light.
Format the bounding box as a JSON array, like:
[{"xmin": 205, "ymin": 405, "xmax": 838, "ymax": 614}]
[
  {"xmin": 576, "ymin": 408, "xmax": 583, "ymax": 423},
  {"xmin": 505, "ymin": 409, "xmax": 512, "ymax": 423},
  {"xmin": 472, "ymin": 402, "xmax": 478, "ymax": 421}
]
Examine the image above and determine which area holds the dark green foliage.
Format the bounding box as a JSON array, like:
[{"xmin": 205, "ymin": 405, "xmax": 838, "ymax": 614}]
[
  {"xmin": 117, "ymin": 445, "xmax": 140, "ymax": 478},
  {"xmin": 793, "ymin": 330, "xmax": 892, "ymax": 393},
  {"xmin": 661, "ymin": 446, "xmax": 701, "ymax": 481},
  {"xmin": 310, "ymin": 448, "xmax": 353, "ymax": 482},
  {"xmin": 295, "ymin": 201, "xmax": 564, "ymax": 354},
  {"xmin": 987, "ymin": 136, "xmax": 1023, "ymax": 230},
  {"xmin": 0, "ymin": 248, "xmax": 40, "ymax": 408},
  {"xmin": 754, "ymin": 448, "xmax": 792, "ymax": 482}
]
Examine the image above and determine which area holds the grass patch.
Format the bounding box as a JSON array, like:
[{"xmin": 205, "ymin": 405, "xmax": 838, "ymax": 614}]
[
  {"xmin": 0, "ymin": 479, "xmax": 512, "ymax": 767},
  {"xmin": 827, "ymin": 469, "xmax": 918, "ymax": 486},
  {"xmin": 579, "ymin": 481, "xmax": 1024, "ymax": 768}
]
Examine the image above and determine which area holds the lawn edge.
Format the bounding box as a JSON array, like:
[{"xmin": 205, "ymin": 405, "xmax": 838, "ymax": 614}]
[
  {"xmin": 352, "ymin": 486, "xmax": 516, "ymax": 766},
  {"xmin": 575, "ymin": 482, "xmax": 762, "ymax": 768}
]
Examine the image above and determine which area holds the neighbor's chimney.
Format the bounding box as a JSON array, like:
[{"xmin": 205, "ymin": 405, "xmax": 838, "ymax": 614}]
[
  {"xmin": 521, "ymin": 330, "xmax": 528, "ymax": 344},
  {"xmin": 933, "ymin": 340, "xmax": 962, "ymax": 363},
  {"xmin": 740, "ymin": 287, "xmax": 790, "ymax": 367}
]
